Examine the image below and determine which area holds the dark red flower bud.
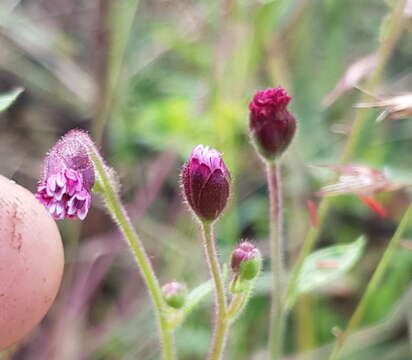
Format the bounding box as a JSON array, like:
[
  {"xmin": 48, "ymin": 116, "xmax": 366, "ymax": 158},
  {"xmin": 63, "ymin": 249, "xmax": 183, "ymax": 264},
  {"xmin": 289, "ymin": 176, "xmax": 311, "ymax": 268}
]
[
  {"xmin": 181, "ymin": 145, "xmax": 230, "ymax": 222},
  {"xmin": 35, "ymin": 130, "xmax": 95, "ymax": 220},
  {"xmin": 249, "ymin": 87, "xmax": 296, "ymax": 160},
  {"xmin": 231, "ymin": 241, "xmax": 261, "ymax": 281}
]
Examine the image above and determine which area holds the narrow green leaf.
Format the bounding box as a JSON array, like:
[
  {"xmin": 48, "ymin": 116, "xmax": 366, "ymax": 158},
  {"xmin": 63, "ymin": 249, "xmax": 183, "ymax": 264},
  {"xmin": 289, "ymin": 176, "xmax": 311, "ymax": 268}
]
[
  {"xmin": 172, "ymin": 266, "xmax": 228, "ymax": 329},
  {"xmin": 0, "ymin": 88, "xmax": 24, "ymax": 113},
  {"xmin": 181, "ymin": 279, "xmax": 214, "ymax": 317},
  {"xmin": 296, "ymin": 236, "xmax": 366, "ymax": 294}
]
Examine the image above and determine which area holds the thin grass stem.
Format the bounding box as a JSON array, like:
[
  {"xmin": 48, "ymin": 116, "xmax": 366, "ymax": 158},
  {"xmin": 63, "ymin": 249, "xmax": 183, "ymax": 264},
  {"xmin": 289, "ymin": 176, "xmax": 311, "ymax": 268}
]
[{"xmin": 328, "ymin": 202, "xmax": 412, "ymax": 360}]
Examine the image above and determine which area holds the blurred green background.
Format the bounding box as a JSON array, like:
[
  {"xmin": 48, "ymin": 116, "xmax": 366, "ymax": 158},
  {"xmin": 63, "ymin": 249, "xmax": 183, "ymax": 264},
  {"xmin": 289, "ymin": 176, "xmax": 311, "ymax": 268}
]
[{"xmin": 1, "ymin": 0, "xmax": 412, "ymax": 359}]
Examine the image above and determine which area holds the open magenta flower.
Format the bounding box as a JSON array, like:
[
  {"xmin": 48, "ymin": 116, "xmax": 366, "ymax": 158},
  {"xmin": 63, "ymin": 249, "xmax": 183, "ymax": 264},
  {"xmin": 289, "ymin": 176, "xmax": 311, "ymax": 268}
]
[
  {"xmin": 35, "ymin": 130, "xmax": 95, "ymax": 220},
  {"xmin": 181, "ymin": 145, "xmax": 230, "ymax": 222},
  {"xmin": 249, "ymin": 87, "xmax": 296, "ymax": 161}
]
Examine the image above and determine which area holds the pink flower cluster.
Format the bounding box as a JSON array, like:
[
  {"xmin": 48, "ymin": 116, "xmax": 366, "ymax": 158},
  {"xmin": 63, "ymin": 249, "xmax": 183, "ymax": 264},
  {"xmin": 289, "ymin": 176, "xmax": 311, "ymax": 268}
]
[
  {"xmin": 36, "ymin": 169, "xmax": 91, "ymax": 220},
  {"xmin": 36, "ymin": 130, "xmax": 95, "ymax": 220}
]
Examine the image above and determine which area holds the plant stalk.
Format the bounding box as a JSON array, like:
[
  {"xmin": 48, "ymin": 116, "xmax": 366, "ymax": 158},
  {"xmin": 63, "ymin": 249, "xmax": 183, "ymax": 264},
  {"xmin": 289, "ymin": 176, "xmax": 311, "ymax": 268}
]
[
  {"xmin": 201, "ymin": 222, "xmax": 229, "ymax": 360},
  {"xmin": 267, "ymin": 161, "xmax": 286, "ymax": 359},
  {"xmin": 328, "ymin": 202, "xmax": 412, "ymax": 360},
  {"xmin": 89, "ymin": 147, "xmax": 176, "ymax": 360},
  {"xmin": 227, "ymin": 285, "xmax": 252, "ymax": 321}
]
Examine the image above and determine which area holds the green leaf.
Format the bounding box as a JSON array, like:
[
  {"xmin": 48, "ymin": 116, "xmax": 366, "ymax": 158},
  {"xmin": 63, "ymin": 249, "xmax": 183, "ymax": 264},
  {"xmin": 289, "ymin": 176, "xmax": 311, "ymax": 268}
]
[
  {"xmin": 296, "ymin": 236, "xmax": 366, "ymax": 294},
  {"xmin": 171, "ymin": 265, "xmax": 228, "ymax": 329},
  {"xmin": 166, "ymin": 279, "xmax": 213, "ymax": 331},
  {"xmin": 0, "ymin": 88, "xmax": 24, "ymax": 113},
  {"xmin": 181, "ymin": 279, "xmax": 213, "ymax": 316}
]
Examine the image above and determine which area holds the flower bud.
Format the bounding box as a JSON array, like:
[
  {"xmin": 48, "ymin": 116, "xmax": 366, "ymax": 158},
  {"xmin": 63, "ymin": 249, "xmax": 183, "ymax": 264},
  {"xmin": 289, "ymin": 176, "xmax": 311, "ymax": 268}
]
[
  {"xmin": 181, "ymin": 145, "xmax": 230, "ymax": 222},
  {"xmin": 231, "ymin": 241, "xmax": 261, "ymax": 281},
  {"xmin": 162, "ymin": 281, "xmax": 188, "ymax": 309},
  {"xmin": 249, "ymin": 87, "xmax": 296, "ymax": 161},
  {"xmin": 35, "ymin": 130, "xmax": 95, "ymax": 220}
]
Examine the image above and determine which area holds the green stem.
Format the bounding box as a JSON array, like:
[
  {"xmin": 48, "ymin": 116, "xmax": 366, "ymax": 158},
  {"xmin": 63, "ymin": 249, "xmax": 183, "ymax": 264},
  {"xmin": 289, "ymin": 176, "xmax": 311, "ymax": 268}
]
[
  {"xmin": 201, "ymin": 222, "xmax": 229, "ymax": 360},
  {"xmin": 267, "ymin": 161, "xmax": 286, "ymax": 359},
  {"xmin": 328, "ymin": 203, "xmax": 412, "ymax": 360},
  {"xmin": 296, "ymin": 294, "xmax": 315, "ymax": 354},
  {"xmin": 89, "ymin": 147, "xmax": 176, "ymax": 360},
  {"xmin": 226, "ymin": 284, "xmax": 252, "ymax": 321},
  {"xmin": 285, "ymin": 0, "xmax": 406, "ymax": 309}
]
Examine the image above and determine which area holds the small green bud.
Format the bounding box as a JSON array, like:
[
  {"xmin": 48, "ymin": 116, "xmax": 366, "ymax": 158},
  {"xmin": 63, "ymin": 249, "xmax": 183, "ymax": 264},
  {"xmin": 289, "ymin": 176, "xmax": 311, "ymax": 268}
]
[
  {"xmin": 231, "ymin": 241, "xmax": 262, "ymax": 281},
  {"xmin": 239, "ymin": 255, "xmax": 261, "ymax": 280},
  {"xmin": 162, "ymin": 282, "xmax": 187, "ymax": 309}
]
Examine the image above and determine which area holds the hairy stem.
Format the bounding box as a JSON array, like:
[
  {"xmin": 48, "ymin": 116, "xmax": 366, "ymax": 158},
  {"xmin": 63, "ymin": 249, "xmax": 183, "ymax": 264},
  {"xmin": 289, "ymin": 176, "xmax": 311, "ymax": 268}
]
[
  {"xmin": 201, "ymin": 222, "xmax": 229, "ymax": 360},
  {"xmin": 267, "ymin": 161, "xmax": 286, "ymax": 359},
  {"xmin": 329, "ymin": 203, "xmax": 412, "ymax": 360},
  {"xmin": 285, "ymin": 0, "xmax": 407, "ymax": 309},
  {"xmin": 89, "ymin": 146, "xmax": 176, "ymax": 360}
]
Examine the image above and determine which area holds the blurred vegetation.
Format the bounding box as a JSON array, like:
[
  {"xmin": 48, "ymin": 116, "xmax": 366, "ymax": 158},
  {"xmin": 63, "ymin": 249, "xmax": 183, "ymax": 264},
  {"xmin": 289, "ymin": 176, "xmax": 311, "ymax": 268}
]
[{"xmin": 1, "ymin": 0, "xmax": 412, "ymax": 359}]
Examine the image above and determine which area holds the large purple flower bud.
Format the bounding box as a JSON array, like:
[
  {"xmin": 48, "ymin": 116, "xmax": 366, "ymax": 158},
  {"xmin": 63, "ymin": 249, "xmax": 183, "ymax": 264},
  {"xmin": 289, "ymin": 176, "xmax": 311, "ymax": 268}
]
[
  {"xmin": 181, "ymin": 145, "xmax": 230, "ymax": 222},
  {"xmin": 35, "ymin": 130, "xmax": 95, "ymax": 221},
  {"xmin": 249, "ymin": 87, "xmax": 296, "ymax": 161}
]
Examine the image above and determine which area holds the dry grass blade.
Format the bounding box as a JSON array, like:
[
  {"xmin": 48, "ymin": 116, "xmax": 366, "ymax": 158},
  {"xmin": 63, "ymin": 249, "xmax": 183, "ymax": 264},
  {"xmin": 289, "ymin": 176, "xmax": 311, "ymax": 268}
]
[
  {"xmin": 312, "ymin": 164, "xmax": 406, "ymax": 197},
  {"xmin": 356, "ymin": 92, "xmax": 412, "ymax": 122},
  {"xmin": 0, "ymin": 5, "xmax": 95, "ymax": 106},
  {"xmin": 322, "ymin": 53, "xmax": 378, "ymax": 108}
]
